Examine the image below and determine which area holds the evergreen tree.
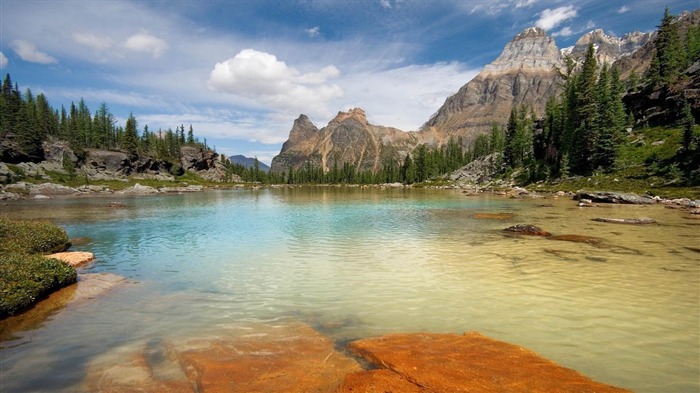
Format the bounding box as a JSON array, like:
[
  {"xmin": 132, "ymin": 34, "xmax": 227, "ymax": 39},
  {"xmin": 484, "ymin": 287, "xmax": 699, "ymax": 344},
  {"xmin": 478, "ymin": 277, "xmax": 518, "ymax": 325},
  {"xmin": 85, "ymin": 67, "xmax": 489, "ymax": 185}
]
[
  {"xmin": 682, "ymin": 100, "xmax": 696, "ymax": 152},
  {"xmin": 187, "ymin": 124, "xmax": 194, "ymax": 144},
  {"xmin": 122, "ymin": 113, "xmax": 139, "ymax": 159},
  {"xmin": 571, "ymin": 43, "xmax": 598, "ymax": 174},
  {"xmin": 504, "ymin": 106, "xmax": 518, "ymax": 167}
]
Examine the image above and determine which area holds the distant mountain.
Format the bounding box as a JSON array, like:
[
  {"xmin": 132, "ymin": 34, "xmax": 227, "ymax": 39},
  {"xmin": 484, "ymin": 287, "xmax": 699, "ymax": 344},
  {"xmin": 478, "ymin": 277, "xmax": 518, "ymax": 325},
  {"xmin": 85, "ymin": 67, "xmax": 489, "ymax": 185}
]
[
  {"xmin": 562, "ymin": 29, "xmax": 653, "ymax": 66},
  {"xmin": 270, "ymin": 109, "xmax": 417, "ymax": 173},
  {"xmin": 228, "ymin": 155, "xmax": 270, "ymax": 172}
]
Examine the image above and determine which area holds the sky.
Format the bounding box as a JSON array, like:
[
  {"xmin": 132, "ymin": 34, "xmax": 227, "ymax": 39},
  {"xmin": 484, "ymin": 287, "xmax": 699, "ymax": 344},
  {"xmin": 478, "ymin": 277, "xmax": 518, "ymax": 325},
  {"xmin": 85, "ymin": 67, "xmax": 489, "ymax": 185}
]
[{"xmin": 1, "ymin": 0, "xmax": 697, "ymax": 165}]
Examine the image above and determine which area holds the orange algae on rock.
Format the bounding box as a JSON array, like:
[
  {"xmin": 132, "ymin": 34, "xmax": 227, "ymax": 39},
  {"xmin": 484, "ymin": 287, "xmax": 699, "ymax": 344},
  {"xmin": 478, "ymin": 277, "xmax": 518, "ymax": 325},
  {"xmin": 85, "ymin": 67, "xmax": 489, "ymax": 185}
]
[{"xmin": 344, "ymin": 331, "xmax": 632, "ymax": 393}]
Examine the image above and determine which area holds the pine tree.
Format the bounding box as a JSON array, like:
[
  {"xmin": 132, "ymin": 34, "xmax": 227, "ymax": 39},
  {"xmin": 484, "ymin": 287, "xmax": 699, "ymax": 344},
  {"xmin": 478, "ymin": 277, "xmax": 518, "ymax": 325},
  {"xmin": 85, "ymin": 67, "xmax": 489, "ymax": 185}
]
[
  {"xmin": 682, "ymin": 100, "xmax": 696, "ymax": 152},
  {"xmin": 122, "ymin": 113, "xmax": 139, "ymax": 159},
  {"xmin": 504, "ymin": 106, "xmax": 518, "ymax": 168},
  {"xmin": 187, "ymin": 124, "xmax": 194, "ymax": 144},
  {"xmin": 571, "ymin": 43, "xmax": 598, "ymax": 174}
]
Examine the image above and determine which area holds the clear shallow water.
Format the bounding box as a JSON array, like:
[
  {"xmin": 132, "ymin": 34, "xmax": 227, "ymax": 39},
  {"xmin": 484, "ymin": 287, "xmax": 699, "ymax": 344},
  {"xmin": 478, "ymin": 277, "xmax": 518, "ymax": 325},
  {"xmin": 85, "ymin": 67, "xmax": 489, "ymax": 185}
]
[{"xmin": 0, "ymin": 187, "xmax": 698, "ymax": 392}]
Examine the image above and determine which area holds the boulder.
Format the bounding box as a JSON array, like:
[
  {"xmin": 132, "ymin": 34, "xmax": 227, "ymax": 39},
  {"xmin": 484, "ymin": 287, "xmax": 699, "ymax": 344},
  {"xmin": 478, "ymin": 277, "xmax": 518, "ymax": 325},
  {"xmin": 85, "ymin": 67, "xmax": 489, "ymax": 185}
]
[
  {"xmin": 503, "ymin": 224, "xmax": 551, "ymax": 236},
  {"xmin": 28, "ymin": 182, "xmax": 77, "ymax": 196},
  {"xmin": 592, "ymin": 217, "xmax": 657, "ymax": 225},
  {"xmin": 345, "ymin": 332, "xmax": 631, "ymax": 393},
  {"xmin": 0, "ymin": 162, "xmax": 17, "ymax": 183},
  {"xmin": 84, "ymin": 149, "xmax": 132, "ymax": 178},
  {"xmin": 42, "ymin": 141, "xmax": 77, "ymax": 164},
  {"xmin": 118, "ymin": 183, "xmax": 159, "ymax": 194},
  {"xmin": 575, "ymin": 191, "xmax": 655, "ymax": 205}
]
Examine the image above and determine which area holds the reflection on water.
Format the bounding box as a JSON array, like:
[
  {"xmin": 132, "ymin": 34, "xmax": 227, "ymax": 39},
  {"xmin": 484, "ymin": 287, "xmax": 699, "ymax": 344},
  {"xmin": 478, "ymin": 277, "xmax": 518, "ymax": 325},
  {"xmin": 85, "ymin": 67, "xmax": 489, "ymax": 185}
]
[{"xmin": 0, "ymin": 187, "xmax": 698, "ymax": 392}]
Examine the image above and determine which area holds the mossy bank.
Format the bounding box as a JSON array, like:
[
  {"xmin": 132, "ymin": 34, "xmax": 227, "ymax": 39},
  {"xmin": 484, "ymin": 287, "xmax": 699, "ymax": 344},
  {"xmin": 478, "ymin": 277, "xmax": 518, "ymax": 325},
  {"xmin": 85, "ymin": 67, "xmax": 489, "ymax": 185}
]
[{"xmin": 0, "ymin": 218, "xmax": 76, "ymax": 318}]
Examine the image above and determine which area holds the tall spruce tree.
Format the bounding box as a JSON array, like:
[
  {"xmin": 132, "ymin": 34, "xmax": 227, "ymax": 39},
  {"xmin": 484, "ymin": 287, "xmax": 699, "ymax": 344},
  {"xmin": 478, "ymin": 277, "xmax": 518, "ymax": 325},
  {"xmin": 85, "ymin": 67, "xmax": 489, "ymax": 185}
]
[
  {"xmin": 571, "ymin": 43, "xmax": 598, "ymax": 174},
  {"xmin": 122, "ymin": 113, "xmax": 139, "ymax": 159}
]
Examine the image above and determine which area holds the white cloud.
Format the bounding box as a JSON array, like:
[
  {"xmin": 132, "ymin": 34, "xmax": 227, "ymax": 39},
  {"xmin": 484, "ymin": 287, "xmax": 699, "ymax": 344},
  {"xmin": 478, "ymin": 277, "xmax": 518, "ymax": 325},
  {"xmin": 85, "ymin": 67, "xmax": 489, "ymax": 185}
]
[
  {"xmin": 72, "ymin": 32, "xmax": 113, "ymax": 51},
  {"xmin": 11, "ymin": 40, "xmax": 57, "ymax": 64},
  {"xmin": 305, "ymin": 26, "xmax": 320, "ymax": 37},
  {"xmin": 535, "ymin": 5, "xmax": 578, "ymax": 31},
  {"xmin": 552, "ymin": 26, "xmax": 574, "ymax": 37},
  {"xmin": 0, "ymin": 52, "xmax": 7, "ymax": 68},
  {"xmin": 514, "ymin": 0, "xmax": 537, "ymax": 8},
  {"xmin": 208, "ymin": 49, "xmax": 343, "ymax": 120},
  {"xmin": 380, "ymin": 0, "xmax": 391, "ymax": 9},
  {"xmin": 338, "ymin": 62, "xmax": 480, "ymax": 131},
  {"xmin": 124, "ymin": 31, "xmax": 168, "ymax": 58},
  {"xmin": 617, "ymin": 6, "xmax": 630, "ymax": 14}
]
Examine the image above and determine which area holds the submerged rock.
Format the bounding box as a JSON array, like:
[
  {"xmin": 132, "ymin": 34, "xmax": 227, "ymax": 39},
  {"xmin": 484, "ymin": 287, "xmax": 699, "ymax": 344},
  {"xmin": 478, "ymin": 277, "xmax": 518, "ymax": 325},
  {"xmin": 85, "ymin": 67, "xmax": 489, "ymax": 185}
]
[
  {"xmin": 592, "ymin": 217, "xmax": 657, "ymax": 225},
  {"xmin": 503, "ymin": 224, "xmax": 551, "ymax": 236},
  {"xmin": 549, "ymin": 234, "xmax": 605, "ymax": 246},
  {"xmin": 345, "ymin": 331, "xmax": 631, "ymax": 392},
  {"xmin": 473, "ymin": 212, "xmax": 514, "ymax": 220},
  {"xmin": 84, "ymin": 321, "xmax": 361, "ymax": 393}
]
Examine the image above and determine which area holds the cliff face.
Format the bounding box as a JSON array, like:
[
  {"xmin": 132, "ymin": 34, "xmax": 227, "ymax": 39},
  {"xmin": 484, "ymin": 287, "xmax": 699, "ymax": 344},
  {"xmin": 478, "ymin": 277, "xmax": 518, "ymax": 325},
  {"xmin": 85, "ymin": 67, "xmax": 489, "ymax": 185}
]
[
  {"xmin": 422, "ymin": 27, "xmax": 565, "ymax": 145},
  {"xmin": 270, "ymin": 109, "xmax": 418, "ymax": 173}
]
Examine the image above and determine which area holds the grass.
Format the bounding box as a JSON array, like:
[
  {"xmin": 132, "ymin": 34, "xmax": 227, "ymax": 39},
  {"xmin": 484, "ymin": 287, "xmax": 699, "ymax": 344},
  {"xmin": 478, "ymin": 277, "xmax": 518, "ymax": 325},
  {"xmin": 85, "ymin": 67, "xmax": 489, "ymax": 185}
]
[{"xmin": 0, "ymin": 218, "xmax": 76, "ymax": 318}]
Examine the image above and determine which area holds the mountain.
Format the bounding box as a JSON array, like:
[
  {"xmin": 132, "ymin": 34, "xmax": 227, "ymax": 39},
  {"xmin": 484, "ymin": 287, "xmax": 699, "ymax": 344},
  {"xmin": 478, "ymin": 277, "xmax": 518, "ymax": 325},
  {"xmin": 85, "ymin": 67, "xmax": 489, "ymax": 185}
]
[
  {"xmin": 270, "ymin": 108, "xmax": 418, "ymax": 173},
  {"xmin": 422, "ymin": 27, "xmax": 564, "ymax": 145},
  {"xmin": 228, "ymin": 155, "xmax": 270, "ymax": 172},
  {"xmin": 563, "ymin": 29, "xmax": 653, "ymax": 66}
]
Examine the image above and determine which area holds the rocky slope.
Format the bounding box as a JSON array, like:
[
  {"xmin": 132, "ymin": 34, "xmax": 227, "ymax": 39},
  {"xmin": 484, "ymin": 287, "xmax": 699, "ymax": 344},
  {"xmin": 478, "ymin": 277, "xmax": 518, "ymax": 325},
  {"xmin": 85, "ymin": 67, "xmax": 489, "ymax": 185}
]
[
  {"xmin": 271, "ymin": 108, "xmax": 418, "ymax": 173},
  {"xmin": 422, "ymin": 27, "xmax": 564, "ymax": 145}
]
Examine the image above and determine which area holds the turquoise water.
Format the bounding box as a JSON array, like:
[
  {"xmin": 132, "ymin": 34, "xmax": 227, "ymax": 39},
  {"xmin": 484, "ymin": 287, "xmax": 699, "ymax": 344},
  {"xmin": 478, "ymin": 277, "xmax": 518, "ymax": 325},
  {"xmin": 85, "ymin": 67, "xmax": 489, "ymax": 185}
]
[{"xmin": 0, "ymin": 187, "xmax": 698, "ymax": 392}]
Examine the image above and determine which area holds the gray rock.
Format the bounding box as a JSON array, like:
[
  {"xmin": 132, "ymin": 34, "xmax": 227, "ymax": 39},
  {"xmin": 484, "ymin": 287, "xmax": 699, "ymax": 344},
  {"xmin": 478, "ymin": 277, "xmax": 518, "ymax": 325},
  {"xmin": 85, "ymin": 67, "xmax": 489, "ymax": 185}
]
[
  {"xmin": 118, "ymin": 183, "xmax": 159, "ymax": 194},
  {"xmin": 0, "ymin": 162, "xmax": 16, "ymax": 183},
  {"xmin": 575, "ymin": 191, "xmax": 656, "ymax": 205},
  {"xmin": 28, "ymin": 182, "xmax": 77, "ymax": 196},
  {"xmin": 43, "ymin": 141, "xmax": 77, "ymax": 164}
]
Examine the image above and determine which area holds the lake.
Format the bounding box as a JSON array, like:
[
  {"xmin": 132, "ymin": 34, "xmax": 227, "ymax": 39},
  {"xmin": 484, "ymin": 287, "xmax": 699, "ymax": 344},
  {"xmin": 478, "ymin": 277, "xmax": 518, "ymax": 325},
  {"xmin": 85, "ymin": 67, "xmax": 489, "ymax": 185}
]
[{"xmin": 0, "ymin": 187, "xmax": 698, "ymax": 392}]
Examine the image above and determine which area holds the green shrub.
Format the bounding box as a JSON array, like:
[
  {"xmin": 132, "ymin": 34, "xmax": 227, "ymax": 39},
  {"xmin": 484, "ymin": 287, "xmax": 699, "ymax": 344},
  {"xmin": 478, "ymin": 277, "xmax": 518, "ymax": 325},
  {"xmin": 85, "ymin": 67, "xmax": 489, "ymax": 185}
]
[
  {"xmin": 0, "ymin": 218, "xmax": 71, "ymax": 254},
  {"xmin": 0, "ymin": 253, "xmax": 77, "ymax": 318}
]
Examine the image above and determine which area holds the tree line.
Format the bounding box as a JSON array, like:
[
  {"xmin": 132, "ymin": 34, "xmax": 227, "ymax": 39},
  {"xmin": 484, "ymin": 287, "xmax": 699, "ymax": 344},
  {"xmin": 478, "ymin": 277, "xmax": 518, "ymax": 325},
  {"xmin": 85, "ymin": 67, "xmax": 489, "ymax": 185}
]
[{"xmin": 0, "ymin": 74, "xmax": 208, "ymax": 170}]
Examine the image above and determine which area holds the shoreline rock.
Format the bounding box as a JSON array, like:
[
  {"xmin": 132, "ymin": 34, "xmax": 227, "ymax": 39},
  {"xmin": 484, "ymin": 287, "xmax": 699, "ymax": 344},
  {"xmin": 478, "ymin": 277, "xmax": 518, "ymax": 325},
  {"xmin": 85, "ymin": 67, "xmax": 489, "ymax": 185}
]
[{"xmin": 46, "ymin": 251, "xmax": 96, "ymax": 268}]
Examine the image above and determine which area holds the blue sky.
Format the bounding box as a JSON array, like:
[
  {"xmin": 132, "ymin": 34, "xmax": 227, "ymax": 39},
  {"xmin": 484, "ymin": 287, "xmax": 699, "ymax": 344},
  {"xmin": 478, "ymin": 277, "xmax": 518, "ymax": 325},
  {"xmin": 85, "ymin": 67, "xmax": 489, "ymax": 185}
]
[{"xmin": 1, "ymin": 0, "xmax": 697, "ymax": 165}]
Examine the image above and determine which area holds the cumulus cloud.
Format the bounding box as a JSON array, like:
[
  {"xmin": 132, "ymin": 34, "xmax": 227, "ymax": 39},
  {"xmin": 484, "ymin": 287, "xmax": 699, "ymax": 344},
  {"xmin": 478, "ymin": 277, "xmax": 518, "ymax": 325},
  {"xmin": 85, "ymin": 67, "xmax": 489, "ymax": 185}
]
[
  {"xmin": 0, "ymin": 52, "xmax": 7, "ymax": 68},
  {"xmin": 617, "ymin": 6, "xmax": 630, "ymax": 14},
  {"xmin": 208, "ymin": 49, "xmax": 343, "ymax": 118},
  {"xmin": 380, "ymin": 0, "xmax": 391, "ymax": 9},
  {"xmin": 11, "ymin": 40, "xmax": 57, "ymax": 64},
  {"xmin": 305, "ymin": 26, "xmax": 320, "ymax": 37},
  {"xmin": 124, "ymin": 31, "xmax": 168, "ymax": 58},
  {"xmin": 72, "ymin": 32, "xmax": 113, "ymax": 51},
  {"xmin": 535, "ymin": 5, "xmax": 578, "ymax": 31}
]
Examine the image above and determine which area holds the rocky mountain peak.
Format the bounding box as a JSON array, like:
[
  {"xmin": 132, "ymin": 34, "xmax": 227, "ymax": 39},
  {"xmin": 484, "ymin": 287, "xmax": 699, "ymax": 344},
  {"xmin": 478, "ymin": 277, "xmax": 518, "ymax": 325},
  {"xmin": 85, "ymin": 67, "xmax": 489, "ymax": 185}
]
[
  {"xmin": 331, "ymin": 108, "xmax": 368, "ymax": 125},
  {"xmin": 483, "ymin": 26, "xmax": 563, "ymax": 74},
  {"xmin": 566, "ymin": 29, "xmax": 653, "ymax": 65}
]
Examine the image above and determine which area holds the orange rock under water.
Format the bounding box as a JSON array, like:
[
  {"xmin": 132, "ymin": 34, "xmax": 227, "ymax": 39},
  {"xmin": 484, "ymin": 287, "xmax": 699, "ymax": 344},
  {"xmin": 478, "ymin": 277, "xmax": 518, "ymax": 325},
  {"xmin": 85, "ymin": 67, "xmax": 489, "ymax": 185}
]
[
  {"xmin": 345, "ymin": 331, "xmax": 631, "ymax": 393},
  {"xmin": 84, "ymin": 322, "xmax": 362, "ymax": 393},
  {"xmin": 46, "ymin": 251, "xmax": 95, "ymax": 267},
  {"xmin": 472, "ymin": 213, "xmax": 515, "ymax": 220}
]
